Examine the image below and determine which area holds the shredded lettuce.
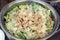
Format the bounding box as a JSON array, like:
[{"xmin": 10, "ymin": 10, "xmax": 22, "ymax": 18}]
[
  {"xmin": 45, "ymin": 21, "xmax": 53, "ymax": 29},
  {"xmin": 19, "ymin": 5, "xmax": 28, "ymax": 10}
]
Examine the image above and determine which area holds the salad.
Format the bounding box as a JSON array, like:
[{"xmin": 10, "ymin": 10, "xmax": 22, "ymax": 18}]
[{"xmin": 4, "ymin": 3, "xmax": 54, "ymax": 40}]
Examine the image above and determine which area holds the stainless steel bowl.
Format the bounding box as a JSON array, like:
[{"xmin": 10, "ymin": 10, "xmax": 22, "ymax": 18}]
[{"xmin": 0, "ymin": 0, "xmax": 60, "ymax": 40}]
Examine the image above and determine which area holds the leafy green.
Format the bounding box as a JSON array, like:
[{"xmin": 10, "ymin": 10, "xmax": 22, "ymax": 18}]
[
  {"xmin": 19, "ymin": 5, "xmax": 28, "ymax": 10},
  {"xmin": 12, "ymin": 7, "xmax": 19, "ymax": 12},
  {"xmin": 31, "ymin": 3, "xmax": 39, "ymax": 13},
  {"xmin": 45, "ymin": 21, "xmax": 53, "ymax": 29},
  {"xmin": 46, "ymin": 10, "xmax": 51, "ymax": 17}
]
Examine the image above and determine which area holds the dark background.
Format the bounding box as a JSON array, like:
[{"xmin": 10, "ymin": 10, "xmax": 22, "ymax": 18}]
[{"xmin": 0, "ymin": 0, "xmax": 60, "ymax": 40}]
